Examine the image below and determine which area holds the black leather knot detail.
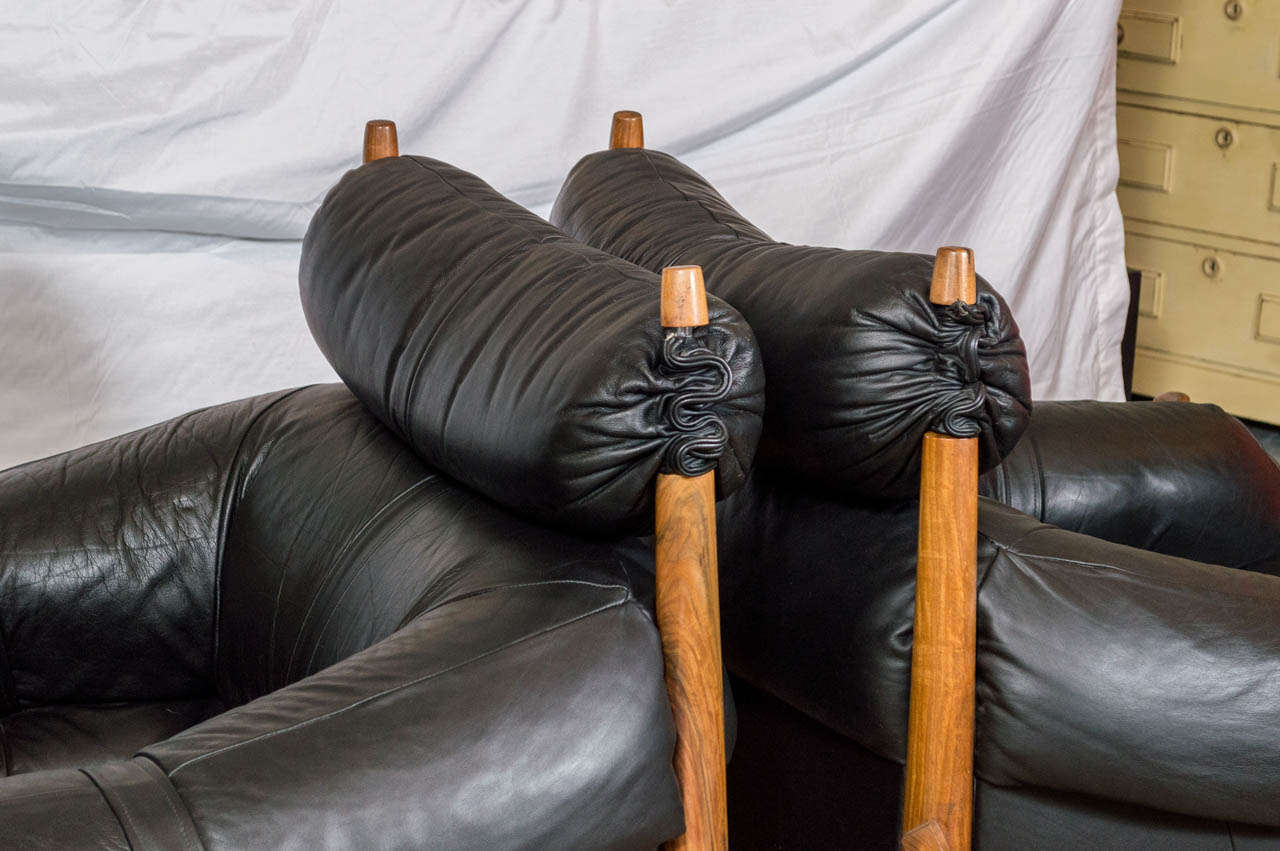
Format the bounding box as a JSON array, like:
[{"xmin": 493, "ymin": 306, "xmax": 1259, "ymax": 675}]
[
  {"xmin": 658, "ymin": 329, "xmax": 733, "ymax": 476},
  {"xmin": 930, "ymin": 299, "xmax": 995, "ymax": 438}
]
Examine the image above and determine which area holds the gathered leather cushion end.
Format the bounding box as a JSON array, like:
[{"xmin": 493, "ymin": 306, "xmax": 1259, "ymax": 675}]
[
  {"xmin": 552, "ymin": 149, "xmax": 1032, "ymax": 500},
  {"xmin": 829, "ymin": 250, "xmax": 1031, "ymax": 498},
  {"xmin": 299, "ymin": 156, "xmax": 764, "ymax": 535}
]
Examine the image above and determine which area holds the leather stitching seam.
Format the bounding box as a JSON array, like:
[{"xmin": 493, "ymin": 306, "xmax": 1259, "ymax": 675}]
[
  {"xmin": 80, "ymin": 768, "xmax": 133, "ymax": 846},
  {"xmin": 166, "ymin": 591, "xmax": 632, "ymax": 776},
  {"xmin": 138, "ymin": 759, "xmax": 201, "ymax": 850}
]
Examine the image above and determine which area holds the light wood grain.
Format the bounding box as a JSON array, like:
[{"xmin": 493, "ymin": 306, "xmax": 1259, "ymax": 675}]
[
  {"xmin": 656, "ymin": 471, "xmax": 727, "ymax": 851},
  {"xmin": 655, "ymin": 263, "xmax": 727, "ymax": 851},
  {"xmin": 901, "ymin": 820, "xmax": 950, "ymax": 851},
  {"xmin": 902, "ymin": 246, "xmax": 979, "ymax": 851},
  {"xmin": 610, "ymin": 110, "xmax": 645, "ymax": 149},
  {"xmin": 661, "ymin": 266, "xmax": 710, "ymax": 328},
  {"xmin": 363, "ymin": 119, "xmax": 399, "ymax": 163},
  {"xmin": 929, "ymin": 247, "xmax": 976, "ymax": 304}
]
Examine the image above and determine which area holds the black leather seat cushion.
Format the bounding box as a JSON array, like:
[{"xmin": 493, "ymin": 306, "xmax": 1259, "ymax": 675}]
[
  {"xmin": 552, "ymin": 147, "xmax": 1032, "ymax": 499},
  {"xmin": 0, "ymin": 698, "xmax": 222, "ymax": 777},
  {"xmin": 302, "ymin": 155, "xmax": 765, "ymax": 535}
]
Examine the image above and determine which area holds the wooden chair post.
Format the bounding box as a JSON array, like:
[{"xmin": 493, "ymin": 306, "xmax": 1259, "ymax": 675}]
[
  {"xmin": 902, "ymin": 247, "xmax": 981, "ymax": 851},
  {"xmin": 655, "ymin": 265, "xmax": 728, "ymax": 851},
  {"xmin": 610, "ymin": 110, "xmax": 645, "ymax": 149},
  {"xmin": 363, "ymin": 119, "xmax": 399, "ymax": 163}
]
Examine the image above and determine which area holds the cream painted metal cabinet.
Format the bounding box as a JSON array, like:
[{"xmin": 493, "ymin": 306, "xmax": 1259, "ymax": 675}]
[{"xmin": 1118, "ymin": 0, "xmax": 1280, "ymax": 424}]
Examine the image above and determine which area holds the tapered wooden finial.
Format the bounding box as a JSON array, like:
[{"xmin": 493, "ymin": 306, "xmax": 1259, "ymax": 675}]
[
  {"xmin": 930, "ymin": 247, "xmax": 977, "ymax": 305},
  {"xmin": 610, "ymin": 110, "xmax": 645, "ymax": 149},
  {"xmin": 661, "ymin": 266, "xmax": 709, "ymax": 328},
  {"xmin": 363, "ymin": 119, "xmax": 399, "ymax": 163}
]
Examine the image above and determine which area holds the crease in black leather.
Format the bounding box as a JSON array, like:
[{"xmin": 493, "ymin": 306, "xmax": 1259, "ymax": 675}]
[
  {"xmin": 0, "ymin": 628, "xmax": 15, "ymax": 715},
  {"xmin": 300, "ymin": 155, "xmax": 765, "ymax": 535},
  {"xmin": 209, "ymin": 385, "xmax": 315, "ymax": 679},
  {"xmin": 552, "ymin": 147, "xmax": 1031, "ymax": 499},
  {"xmin": 0, "ymin": 720, "xmax": 9, "ymax": 778}
]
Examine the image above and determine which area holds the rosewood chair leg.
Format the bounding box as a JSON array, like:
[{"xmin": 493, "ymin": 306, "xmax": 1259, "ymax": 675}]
[
  {"xmin": 610, "ymin": 110, "xmax": 645, "ymax": 149},
  {"xmin": 902, "ymin": 247, "xmax": 981, "ymax": 851},
  {"xmin": 655, "ymin": 265, "xmax": 728, "ymax": 851},
  {"xmin": 363, "ymin": 119, "xmax": 399, "ymax": 163}
]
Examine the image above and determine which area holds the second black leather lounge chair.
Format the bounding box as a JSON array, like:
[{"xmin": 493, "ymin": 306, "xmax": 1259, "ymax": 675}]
[
  {"xmin": 0, "ymin": 127, "xmax": 766, "ymax": 848},
  {"xmin": 551, "ymin": 112, "xmax": 1280, "ymax": 849}
]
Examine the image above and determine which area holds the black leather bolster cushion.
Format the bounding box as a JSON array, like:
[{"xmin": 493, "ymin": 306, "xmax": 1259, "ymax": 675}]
[
  {"xmin": 552, "ymin": 148, "xmax": 1032, "ymax": 499},
  {"xmin": 300, "ymin": 156, "xmax": 764, "ymax": 535}
]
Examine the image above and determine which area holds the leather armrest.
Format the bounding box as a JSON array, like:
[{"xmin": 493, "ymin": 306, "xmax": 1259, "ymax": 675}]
[
  {"xmin": 981, "ymin": 400, "xmax": 1280, "ymax": 569},
  {"xmin": 0, "ymin": 758, "xmax": 210, "ymax": 850},
  {"xmin": 0, "ymin": 391, "xmax": 294, "ymax": 707},
  {"xmin": 975, "ymin": 499, "xmax": 1280, "ymax": 826},
  {"xmin": 716, "ymin": 475, "xmax": 1280, "ymax": 827},
  {"xmin": 143, "ymin": 581, "xmax": 683, "ymax": 849}
]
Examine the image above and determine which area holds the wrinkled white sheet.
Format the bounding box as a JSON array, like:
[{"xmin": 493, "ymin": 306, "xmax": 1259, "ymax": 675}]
[{"xmin": 0, "ymin": 0, "xmax": 1126, "ymax": 470}]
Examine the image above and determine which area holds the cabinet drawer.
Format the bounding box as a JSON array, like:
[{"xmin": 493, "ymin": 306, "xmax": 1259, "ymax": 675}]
[
  {"xmin": 1118, "ymin": 0, "xmax": 1280, "ymax": 116},
  {"xmin": 1116, "ymin": 103, "xmax": 1280, "ymax": 245},
  {"xmin": 1126, "ymin": 230, "xmax": 1280, "ymax": 422}
]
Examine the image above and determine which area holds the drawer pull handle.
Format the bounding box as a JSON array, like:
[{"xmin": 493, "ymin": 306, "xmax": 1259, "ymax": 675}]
[
  {"xmin": 1202, "ymin": 256, "xmax": 1222, "ymax": 278},
  {"xmin": 1224, "ymin": 0, "xmax": 1243, "ymax": 21},
  {"xmin": 1215, "ymin": 127, "xmax": 1235, "ymax": 149}
]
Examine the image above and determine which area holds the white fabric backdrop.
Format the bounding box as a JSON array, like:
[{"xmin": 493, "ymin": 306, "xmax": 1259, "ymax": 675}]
[{"xmin": 0, "ymin": 0, "xmax": 1127, "ymax": 470}]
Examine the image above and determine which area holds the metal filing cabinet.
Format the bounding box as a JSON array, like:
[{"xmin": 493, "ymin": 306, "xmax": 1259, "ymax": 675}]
[{"xmin": 1117, "ymin": 0, "xmax": 1280, "ymax": 424}]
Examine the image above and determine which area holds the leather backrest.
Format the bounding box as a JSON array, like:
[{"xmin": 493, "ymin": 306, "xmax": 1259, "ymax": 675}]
[
  {"xmin": 215, "ymin": 384, "xmax": 661, "ymax": 704},
  {"xmin": 0, "ymin": 392, "xmax": 291, "ymax": 706},
  {"xmin": 553, "ymin": 148, "xmax": 1032, "ymax": 500},
  {"xmin": 300, "ymin": 156, "xmax": 764, "ymax": 535}
]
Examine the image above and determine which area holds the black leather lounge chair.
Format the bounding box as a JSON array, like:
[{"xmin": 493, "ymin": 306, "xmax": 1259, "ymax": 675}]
[
  {"xmin": 552, "ymin": 114, "xmax": 1280, "ymax": 849},
  {"xmin": 0, "ymin": 146, "xmax": 765, "ymax": 847}
]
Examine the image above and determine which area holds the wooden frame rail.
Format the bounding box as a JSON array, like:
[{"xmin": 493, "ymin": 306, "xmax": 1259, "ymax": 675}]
[
  {"xmin": 655, "ymin": 265, "xmax": 729, "ymax": 851},
  {"xmin": 611, "ymin": 112, "xmax": 728, "ymax": 846},
  {"xmin": 902, "ymin": 247, "xmax": 980, "ymax": 851}
]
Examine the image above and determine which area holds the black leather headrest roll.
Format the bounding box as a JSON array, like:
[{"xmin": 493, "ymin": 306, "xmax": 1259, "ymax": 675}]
[
  {"xmin": 300, "ymin": 156, "xmax": 764, "ymax": 535},
  {"xmin": 552, "ymin": 149, "xmax": 1032, "ymax": 500}
]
